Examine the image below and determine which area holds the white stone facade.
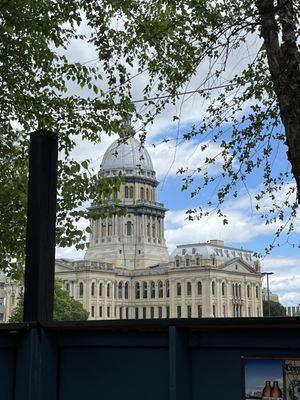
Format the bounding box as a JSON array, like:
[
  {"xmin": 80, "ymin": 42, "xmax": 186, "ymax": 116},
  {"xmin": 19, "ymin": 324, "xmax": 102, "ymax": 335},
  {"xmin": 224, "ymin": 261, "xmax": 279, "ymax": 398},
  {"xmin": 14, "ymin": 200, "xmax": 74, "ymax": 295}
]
[
  {"xmin": 56, "ymin": 254, "xmax": 263, "ymax": 319},
  {"xmin": 0, "ymin": 273, "xmax": 23, "ymax": 322},
  {"xmin": 55, "ymin": 133, "xmax": 263, "ymax": 320}
]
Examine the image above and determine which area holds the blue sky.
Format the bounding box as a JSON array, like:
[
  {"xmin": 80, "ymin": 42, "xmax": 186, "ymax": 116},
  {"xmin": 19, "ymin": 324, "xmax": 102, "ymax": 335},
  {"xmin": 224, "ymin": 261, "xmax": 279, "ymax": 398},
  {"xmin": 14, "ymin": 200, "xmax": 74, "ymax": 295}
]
[{"xmin": 244, "ymin": 359, "xmax": 283, "ymax": 395}]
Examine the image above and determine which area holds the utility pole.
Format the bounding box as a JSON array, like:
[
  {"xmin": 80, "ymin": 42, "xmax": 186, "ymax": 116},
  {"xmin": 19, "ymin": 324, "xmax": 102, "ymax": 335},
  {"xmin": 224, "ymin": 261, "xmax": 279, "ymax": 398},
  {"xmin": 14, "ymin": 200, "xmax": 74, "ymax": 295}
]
[{"xmin": 262, "ymin": 272, "xmax": 274, "ymax": 317}]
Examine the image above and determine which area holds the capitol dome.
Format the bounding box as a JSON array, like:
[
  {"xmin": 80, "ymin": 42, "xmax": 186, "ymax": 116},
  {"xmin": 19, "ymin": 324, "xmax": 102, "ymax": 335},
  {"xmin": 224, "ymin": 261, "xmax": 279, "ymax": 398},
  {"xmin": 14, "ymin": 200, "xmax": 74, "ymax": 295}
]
[{"xmin": 101, "ymin": 136, "xmax": 156, "ymax": 179}]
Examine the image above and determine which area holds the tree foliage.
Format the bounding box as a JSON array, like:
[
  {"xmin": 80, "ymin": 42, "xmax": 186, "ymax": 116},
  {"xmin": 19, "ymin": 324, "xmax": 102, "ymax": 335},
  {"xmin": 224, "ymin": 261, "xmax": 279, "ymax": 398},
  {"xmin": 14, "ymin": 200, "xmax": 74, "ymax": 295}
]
[
  {"xmin": 9, "ymin": 279, "xmax": 89, "ymax": 322},
  {"xmin": 1, "ymin": 0, "xmax": 299, "ymax": 273},
  {"xmin": 263, "ymin": 300, "xmax": 286, "ymax": 317}
]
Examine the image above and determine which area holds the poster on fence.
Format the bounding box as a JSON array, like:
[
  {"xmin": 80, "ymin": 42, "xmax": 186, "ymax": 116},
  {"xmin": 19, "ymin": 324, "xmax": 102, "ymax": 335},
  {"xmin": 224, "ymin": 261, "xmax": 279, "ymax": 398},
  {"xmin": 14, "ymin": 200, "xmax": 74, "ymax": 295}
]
[{"xmin": 243, "ymin": 358, "xmax": 300, "ymax": 400}]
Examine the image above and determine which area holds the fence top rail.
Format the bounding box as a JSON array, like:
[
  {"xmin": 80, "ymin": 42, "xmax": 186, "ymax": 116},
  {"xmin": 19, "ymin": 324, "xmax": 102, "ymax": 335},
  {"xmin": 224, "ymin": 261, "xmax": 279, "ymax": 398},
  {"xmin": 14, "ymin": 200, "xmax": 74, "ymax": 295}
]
[{"xmin": 0, "ymin": 317, "xmax": 299, "ymax": 333}]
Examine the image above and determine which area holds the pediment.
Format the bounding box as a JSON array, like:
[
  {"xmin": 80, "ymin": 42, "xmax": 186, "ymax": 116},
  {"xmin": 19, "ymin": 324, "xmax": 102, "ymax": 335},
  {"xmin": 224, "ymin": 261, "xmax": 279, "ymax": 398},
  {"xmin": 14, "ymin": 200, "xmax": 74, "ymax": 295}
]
[{"xmin": 220, "ymin": 258, "xmax": 256, "ymax": 274}]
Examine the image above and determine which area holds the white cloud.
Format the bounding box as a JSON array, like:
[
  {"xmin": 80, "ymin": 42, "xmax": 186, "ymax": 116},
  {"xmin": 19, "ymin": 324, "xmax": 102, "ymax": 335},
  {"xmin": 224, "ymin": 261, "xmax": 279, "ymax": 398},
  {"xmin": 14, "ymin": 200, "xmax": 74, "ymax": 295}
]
[
  {"xmin": 259, "ymin": 257, "xmax": 300, "ymax": 306},
  {"xmin": 148, "ymin": 139, "xmax": 223, "ymax": 180},
  {"xmin": 55, "ymin": 246, "xmax": 85, "ymax": 260},
  {"xmin": 164, "ymin": 206, "xmax": 289, "ymax": 253}
]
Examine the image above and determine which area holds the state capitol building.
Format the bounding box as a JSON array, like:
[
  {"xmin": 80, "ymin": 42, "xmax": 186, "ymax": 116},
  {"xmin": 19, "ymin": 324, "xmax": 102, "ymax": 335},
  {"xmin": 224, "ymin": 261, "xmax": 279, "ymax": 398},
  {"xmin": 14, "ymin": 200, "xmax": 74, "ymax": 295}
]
[{"xmin": 54, "ymin": 125, "xmax": 263, "ymax": 320}]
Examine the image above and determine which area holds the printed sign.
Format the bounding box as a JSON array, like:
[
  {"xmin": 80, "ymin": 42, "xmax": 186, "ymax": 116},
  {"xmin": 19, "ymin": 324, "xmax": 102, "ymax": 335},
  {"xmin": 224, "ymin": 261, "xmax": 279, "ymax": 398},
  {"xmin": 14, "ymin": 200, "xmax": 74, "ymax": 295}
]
[
  {"xmin": 243, "ymin": 358, "xmax": 300, "ymax": 400},
  {"xmin": 285, "ymin": 360, "xmax": 300, "ymax": 400}
]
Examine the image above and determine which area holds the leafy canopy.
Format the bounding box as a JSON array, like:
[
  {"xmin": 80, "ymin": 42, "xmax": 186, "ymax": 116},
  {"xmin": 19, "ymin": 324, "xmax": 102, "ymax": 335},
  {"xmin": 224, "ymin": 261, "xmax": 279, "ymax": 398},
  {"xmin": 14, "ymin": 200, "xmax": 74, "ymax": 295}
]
[
  {"xmin": 1, "ymin": 0, "xmax": 299, "ymax": 273},
  {"xmin": 9, "ymin": 279, "xmax": 89, "ymax": 322},
  {"xmin": 263, "ymin": 300, "xmax": 286, "ymax": 317}
]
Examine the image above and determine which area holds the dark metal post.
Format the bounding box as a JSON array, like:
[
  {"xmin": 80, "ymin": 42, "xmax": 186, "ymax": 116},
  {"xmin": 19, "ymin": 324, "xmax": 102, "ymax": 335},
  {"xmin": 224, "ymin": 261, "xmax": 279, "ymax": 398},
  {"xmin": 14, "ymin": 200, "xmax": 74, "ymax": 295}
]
[
  {"xmin": 169, "ymin": 326, "xmax": 191, "ymax": 400},
  {"xmin": 23, "ymin": 130, "xmax": 58, "ymax": 322},
  {"xmin": 267, "ymin": 273, "xmax": 270, "ymax": 317},
  {"xmin": 262, "ymin": 272, "xmax": 274, "ymax": 317}
]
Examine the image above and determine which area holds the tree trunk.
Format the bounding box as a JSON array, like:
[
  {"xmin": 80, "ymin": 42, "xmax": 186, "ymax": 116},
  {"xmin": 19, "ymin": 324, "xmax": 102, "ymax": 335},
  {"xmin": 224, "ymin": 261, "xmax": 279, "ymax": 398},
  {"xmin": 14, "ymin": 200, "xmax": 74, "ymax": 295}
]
[{"xmin": 257, "ymin": 0, "xmax": 300, "ymax": 202}]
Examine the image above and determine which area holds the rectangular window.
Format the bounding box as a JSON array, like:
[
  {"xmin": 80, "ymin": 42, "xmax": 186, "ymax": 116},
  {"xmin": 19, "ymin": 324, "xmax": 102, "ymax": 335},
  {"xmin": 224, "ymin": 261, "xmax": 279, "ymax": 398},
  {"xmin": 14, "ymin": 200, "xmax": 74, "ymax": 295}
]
[
  {"xmin": 0, "ymin": 313, "xmax": 3, "ymax": 321},
  {"xmin": 150, "ymin": 306, "xmax": 154, "ymax": 319},
  {"xmin": 91, "ymin": 306, "xmax": 95, "ymax": 317},
  {"xmin": 0, "ymin": 298, "xmax": 4, "ymax": 306},
  {"xmin": 107, "ymin": 306, "xmax": 110, "ymax": 318},
  {"xmin": 99, "ymin": 306, "xmax": 102, "ymax": 318},
  {"xmin": 135, "ymin": 307, "xmax": 139, "ymax": 319},
  {"xmin": 143, "ymin": 307, "xmax": 147, "ymax": 319},
  {"xmin": 198, "ymin": 305, "xmax": 202, "ymax": 318},
  {"xmin": 120, "ymin": 307, "xmax": 123, "ymax": 319},
  {"xmin": 177, "ymin": 306, "xmax": 181, "ymax": 318},
  {"xmin": 0, "ymin": 283, "xmax": 4, "ymax": 289},
  {"xmin": 212, "ymin": 305, "xmax": 216, "ymax": 317},
  {"xmin": 126, "ymin": 308, "xmax": 129, "ymax": 319},
  {"xmin": 158, "ymin": 306, "xmax": 162, "ymax": 318},
  {"xmin": 166, "ymin": 306, "xmax": 170, "ymax": 318},
  {"xmin": 187, "ymin": 305, "xmax": 192, "ymax": 318}
]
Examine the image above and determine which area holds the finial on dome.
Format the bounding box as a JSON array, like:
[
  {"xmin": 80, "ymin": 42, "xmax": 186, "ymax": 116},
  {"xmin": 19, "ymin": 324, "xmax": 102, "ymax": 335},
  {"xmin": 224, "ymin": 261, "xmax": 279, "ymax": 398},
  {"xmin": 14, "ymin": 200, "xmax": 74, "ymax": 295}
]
[{"xmin": 119, "ymin": 115, "xmax": 135, "ymax": 139}]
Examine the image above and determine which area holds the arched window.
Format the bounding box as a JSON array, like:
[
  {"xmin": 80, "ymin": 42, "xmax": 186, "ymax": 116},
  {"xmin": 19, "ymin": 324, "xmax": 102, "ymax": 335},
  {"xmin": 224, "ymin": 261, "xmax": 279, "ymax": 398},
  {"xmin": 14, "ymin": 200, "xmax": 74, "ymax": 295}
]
[
  {"xmin": 186, "ymin": 281, "xmax": 192, "ymax": 296},
  {"xmin": 66, "ymin": 282, "xmax": 70, "ymax": 292},
  {"xmin": 152, "ymin": 223, "xmax": 156, "ymax": 237},
  {"xmin": 91, "ymin": 282, "xmax": 95, "ymax": 297},
  {"xmin": 238, "ymin": 284, "xmax": 241, "ymax": 297},
  {"xmin": 212, "ymin": 305, "xmax": 216, "ymax": 317},
  {"xmin": 125, "ymin": 186, "xmax": 129, "ymax": 198},
  {"xmin": 101, "ymin": 222, "xmax": 106, "ymax": 236},
  {"xmin": 118, "ymin": 282, "xmax": 123, "ymax": 299},
  {"xmin": 232, "ymin": 283, "xmax": 235, "ymax": 296},
  {"xmin": 99, "ymin": 282, "xmax": 103, "ymax": 297},
  {"xmin": 140, "ymin": 187, "xmax": 144, "ymax": 200},
  {"xmin": 158, "ymin": 281, "xmax": 163, "ymax": 298},
  {"xmin": 223, "ymin": 304, "xmax": 226, "ymax": 317},
  {"xmin": 129, "ymin": 186, "xmax": 134, "ymax": 198},
  {"xmin": 126, "ymin": 221, "xmax": 132, "ymax": 236},
  {"xmin": 108, "ymin": 219, "xmax": 112, "ymax": 236},
  {"xmin": 212, "ymin": 281, "xmax": 215, "ymax": 296},
  {"xmin": 222, "ymin": 282, "xmax": 225, "ymax": 296},
  {"xmin": 79, "ymin": 282, "xmax": 84, "ymax": 297},
  {"xmin": 142, "ymin": 282, "xmax": 148, "ymax": 299},
  {"xmin": 177, "ymin": 282, "xmax": 181, "ymax": 296},
  {"xmin": 247, "ymin": 285, "xmax": 251, "ymax": 298},
  {"xmin": 147, "ymin": 223, "xmax": 150, "ymax": 237},
  {"xmin": 166, "ymin": 280, "xmax": 170, "ymax": 298},
  {"xmin": 186, "ymin": 258, "xmax": 190, "ymax": 266},
  {"xmin": 146, "ymin": 188, "xmax": 149, "ymax": 200},
  {"xmin": 150, "ymin": 281, "xmax": 155, "ymax": 298},
  {"xmin": 197, "ymin": 281, "xmax": 202, "ymax": 295},
  {"xmin": 107, "ymin": 283, "xmax": 110, "ymax": 297},
  {"xmin": 125, "ymin": 282, "xmax": 129, "ymax": 299},
  {"xmin": 256, "ymin": 285, "xmax": 259, "ymax": 298},
  {"xmin": 135, "ymin": 282, "xmax": 140, "ymax": 299},
  {"xmin": 157, "ymin": 219, "xmax": 161, "ymax": 238}
]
